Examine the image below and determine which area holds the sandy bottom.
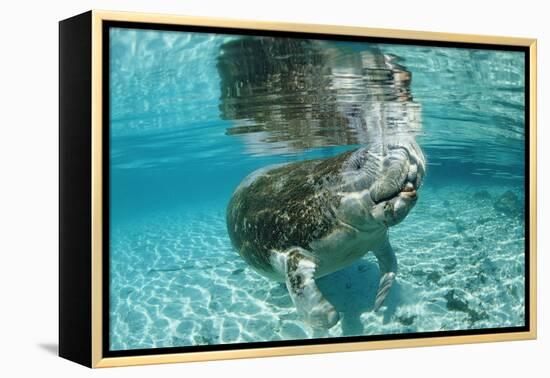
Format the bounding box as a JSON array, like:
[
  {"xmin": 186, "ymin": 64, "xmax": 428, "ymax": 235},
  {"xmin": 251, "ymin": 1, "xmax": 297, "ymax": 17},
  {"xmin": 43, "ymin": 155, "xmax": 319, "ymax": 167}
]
[{"xmin": 109, "ymin": 184, "xmax": 525, "ymax": 351}]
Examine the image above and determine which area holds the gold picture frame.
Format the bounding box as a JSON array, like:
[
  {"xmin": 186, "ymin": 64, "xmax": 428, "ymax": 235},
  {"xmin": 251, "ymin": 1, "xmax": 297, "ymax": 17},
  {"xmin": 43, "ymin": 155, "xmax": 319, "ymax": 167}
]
[{"xmin": 59, "ymin": 9, "xmax": 537, "ymax": 368}]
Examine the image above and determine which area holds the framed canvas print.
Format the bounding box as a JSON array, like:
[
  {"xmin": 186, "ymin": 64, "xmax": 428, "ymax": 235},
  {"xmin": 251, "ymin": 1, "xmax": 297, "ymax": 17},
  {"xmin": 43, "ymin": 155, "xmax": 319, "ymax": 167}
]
[{"xmin": 59, "ymin": 10, "xmax": 537, "ymax": 368}]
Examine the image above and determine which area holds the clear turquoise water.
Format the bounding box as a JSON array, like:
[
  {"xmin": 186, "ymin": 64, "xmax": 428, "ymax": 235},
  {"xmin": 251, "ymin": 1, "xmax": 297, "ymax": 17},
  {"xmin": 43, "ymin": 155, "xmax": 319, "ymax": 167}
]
[{"xmin": 108, "ymin": 28, "xmax": 526, "ymax": 351}]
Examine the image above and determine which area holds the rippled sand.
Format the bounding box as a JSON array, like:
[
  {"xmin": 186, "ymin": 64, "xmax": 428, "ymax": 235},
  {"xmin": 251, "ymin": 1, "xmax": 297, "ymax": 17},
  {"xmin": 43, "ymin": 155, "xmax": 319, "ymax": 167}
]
[{"xmin": 109, "ymin": 184, "xmax": 525, "ymax": 351}]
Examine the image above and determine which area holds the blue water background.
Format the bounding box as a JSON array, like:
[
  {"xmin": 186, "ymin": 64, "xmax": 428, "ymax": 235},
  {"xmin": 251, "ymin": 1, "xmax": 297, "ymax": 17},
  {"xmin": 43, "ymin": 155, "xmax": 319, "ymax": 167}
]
[{"xmin": 108, "ymin": 28, "xmax": 525, "ymax": 350}]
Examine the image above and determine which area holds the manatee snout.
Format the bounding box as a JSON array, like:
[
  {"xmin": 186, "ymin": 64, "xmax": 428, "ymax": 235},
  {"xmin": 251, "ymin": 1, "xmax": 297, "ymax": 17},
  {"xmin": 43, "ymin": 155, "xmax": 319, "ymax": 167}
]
[
  {"xmin": 369, "ymin": 142, "xmax": 425, "ymax": 226},
  {"xmin": 370, "ymin": 144, "xmax": 424, "ymax": 199}
]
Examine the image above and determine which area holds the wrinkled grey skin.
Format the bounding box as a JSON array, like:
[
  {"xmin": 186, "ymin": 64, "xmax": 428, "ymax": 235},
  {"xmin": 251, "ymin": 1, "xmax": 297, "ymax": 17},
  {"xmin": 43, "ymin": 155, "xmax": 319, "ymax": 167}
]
[{"xmin": 227, "ymin": 139, "xmax": 426, "ymax": 329}]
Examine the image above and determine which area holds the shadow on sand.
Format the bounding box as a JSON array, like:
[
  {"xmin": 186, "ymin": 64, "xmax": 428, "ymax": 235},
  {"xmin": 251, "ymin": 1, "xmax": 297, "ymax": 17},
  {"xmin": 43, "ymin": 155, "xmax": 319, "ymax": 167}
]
[{"xmin": 317, "ymin": 258, "xmax": 401, "ymax": 335}]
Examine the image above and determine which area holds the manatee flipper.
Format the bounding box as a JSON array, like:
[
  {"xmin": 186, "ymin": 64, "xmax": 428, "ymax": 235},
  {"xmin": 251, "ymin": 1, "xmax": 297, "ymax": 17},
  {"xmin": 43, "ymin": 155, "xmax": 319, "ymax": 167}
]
[
  {"xmin": 373, "ymin": 237, "xmax": 397, "ymax": 311},
  {"xmin": 271, "ymin": 247, "xmax": 340, "ymax": 329}
]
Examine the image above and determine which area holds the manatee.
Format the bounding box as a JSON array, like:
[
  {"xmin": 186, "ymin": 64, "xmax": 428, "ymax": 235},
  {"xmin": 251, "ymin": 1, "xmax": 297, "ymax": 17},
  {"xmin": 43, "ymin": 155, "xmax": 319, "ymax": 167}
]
[{"xmin": 226, "ymin": 140, "xmax": 425, "ymax": 329}]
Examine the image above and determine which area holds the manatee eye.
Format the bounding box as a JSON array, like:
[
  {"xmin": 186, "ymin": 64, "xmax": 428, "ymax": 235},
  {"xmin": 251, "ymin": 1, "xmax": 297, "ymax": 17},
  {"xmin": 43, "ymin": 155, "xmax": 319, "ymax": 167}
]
[
  {"xmin": 349, "ymin": 155, "xmax": 363, "ymax": 170},
  {"xmin": 346, "ymin": 148, "xmax": 368, "ymax": 172}
]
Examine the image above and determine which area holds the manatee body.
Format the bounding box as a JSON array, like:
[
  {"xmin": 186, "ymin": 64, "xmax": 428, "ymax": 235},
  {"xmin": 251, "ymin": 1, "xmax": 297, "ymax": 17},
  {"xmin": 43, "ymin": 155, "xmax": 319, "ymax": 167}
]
[{"xmin": 227, "ymin": 141, "xmax": 425, "ymax": 328}]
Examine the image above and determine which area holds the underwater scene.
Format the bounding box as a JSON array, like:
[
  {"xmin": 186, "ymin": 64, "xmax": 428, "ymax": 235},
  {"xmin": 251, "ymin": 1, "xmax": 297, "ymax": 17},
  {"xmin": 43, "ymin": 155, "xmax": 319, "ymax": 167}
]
[{"xmin": 108, "ymin": 27, "xmax": 526, "ymax": 351}]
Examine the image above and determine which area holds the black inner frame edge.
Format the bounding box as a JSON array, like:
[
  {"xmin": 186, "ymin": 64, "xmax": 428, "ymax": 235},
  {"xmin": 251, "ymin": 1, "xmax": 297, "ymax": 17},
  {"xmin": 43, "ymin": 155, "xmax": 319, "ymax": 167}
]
[{"xmin": 101, "ymin": 20, "xmax": 531, "ymax": 359}]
